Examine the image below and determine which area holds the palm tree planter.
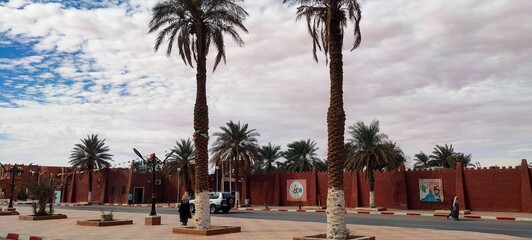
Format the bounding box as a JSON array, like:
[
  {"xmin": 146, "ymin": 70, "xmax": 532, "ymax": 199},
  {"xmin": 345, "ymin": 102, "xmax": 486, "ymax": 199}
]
[
  {"xmin": 77, "ymin": 219, "xmax": 134, "ymax": 227},
  {"xmin": 294, "ymin": 234, "xmax": 375, "ymax": 240},
  {"xmin": 172, "ymin": 225, "xmax": 241, "ymax": 236},
  {"xmin": 77, "ymin": 210, "xmax": 133, "ymax": 227},
  {"xmin": 0, "ymin": 210, "xmax": 19, "ymax": 216},
  {"xmin": 19, "ymin": 180, "xmax": 67, "ymax": 221},
  {"xmin": 19, "ymin": 214, "xmax": 67, "ymax": 221}
]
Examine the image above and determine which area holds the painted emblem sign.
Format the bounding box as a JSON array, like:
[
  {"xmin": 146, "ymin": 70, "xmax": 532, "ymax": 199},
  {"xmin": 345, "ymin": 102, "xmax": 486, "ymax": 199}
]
[
  {"xmin": 287, "ymin": 179, "xmax": 307, "ymax": 201},
  {"xmin": 419, "ymin": 179, "xmax": 444, "ymax": 202}
]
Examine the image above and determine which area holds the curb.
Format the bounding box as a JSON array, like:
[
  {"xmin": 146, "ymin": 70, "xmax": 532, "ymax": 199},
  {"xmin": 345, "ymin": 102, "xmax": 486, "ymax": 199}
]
[
  {"xmin": 233, "ymin": 208, "xmax": 532, "ymax": 222},
  {"xmin": 0, "ymin": 231, "xmax": 52, "ymax": 240},
  {"xmin": 14, "ymin": 203, "xmax": 531, "ymax": 222}
]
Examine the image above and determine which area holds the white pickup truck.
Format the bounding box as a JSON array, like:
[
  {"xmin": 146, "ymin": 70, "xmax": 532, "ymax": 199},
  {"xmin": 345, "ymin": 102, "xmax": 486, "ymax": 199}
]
[{"xmin": 189, "ymin": 192, "xmax": 234, "ymax": 214}]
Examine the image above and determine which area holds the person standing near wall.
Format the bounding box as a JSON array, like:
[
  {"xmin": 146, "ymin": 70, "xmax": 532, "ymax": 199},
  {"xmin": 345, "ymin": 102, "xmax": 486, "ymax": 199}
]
[
  {"xmin": 447, "ymin": 196, "xmax": 460, "ymax": 221},
  {"xmin": 178, "ymin": 193, "xmax": 192, "ymax": 226},
  {"xmin": 128, "ymin": 192, "xmax": 133, "ymax": 206}
]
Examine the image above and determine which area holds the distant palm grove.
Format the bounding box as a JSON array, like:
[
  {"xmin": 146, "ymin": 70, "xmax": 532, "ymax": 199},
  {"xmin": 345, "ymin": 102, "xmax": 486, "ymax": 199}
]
[{"xmin": 122, "ymin": 120, "xmax": 472, "ymax": 176}]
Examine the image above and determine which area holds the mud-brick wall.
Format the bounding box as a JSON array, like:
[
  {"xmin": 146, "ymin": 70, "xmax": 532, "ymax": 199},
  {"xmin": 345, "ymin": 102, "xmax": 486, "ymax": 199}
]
[
  {"xmin": 73, "ymin": 170, "xmax": 106, "ymax": 203},
  {"xmin": 249, "ymin": 173, "xmax": 276, "ymax": 206},
  {"xmin": 464, "ymin": 167, "xmax": 521, "ymax": 212},
  {"xmin": 129, "ymin": 172, "xmax": 166, "ymax": 204},
  {"xmin": 106, "ymin": 169, "xmax": 130, "ymax": 204}
]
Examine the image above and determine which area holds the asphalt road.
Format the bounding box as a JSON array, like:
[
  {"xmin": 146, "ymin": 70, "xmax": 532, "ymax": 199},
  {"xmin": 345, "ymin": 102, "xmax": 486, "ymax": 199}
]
[{"xmin": 37, "ymin": 205, "xmax": 532, "ymax": 238}]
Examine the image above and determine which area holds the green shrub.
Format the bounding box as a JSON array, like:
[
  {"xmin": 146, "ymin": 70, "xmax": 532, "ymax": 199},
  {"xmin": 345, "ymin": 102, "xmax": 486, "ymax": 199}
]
[{"xmin": 28, "ymin": 180, "xmax": 55, "ymax": 216}]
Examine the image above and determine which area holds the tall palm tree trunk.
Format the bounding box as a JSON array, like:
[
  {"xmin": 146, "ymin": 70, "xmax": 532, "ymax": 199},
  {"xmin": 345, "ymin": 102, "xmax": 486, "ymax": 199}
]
[
  {"xmin": 88, "ymin": 166, "xmax": 93, "ymax": 204},
  {"xmin": 193, "ymin": 26, "xmax": 211, "ymax": 230},
  {"xmin": 326, "ymin": 4, "xmax": 348, "ymax": 239},
  {"xmin": 368, "ymin": 169, "xmax": 375, "ymax": 208}
]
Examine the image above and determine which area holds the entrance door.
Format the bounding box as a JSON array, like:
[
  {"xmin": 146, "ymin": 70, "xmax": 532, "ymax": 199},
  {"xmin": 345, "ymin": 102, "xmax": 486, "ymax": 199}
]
[
  {"xmin": 54, "ymin": 189, "xmax": 61, "ymax": 204},
  {"xmin": 134, "ymin": 187, "xmax": 144, "ymax": 204}
]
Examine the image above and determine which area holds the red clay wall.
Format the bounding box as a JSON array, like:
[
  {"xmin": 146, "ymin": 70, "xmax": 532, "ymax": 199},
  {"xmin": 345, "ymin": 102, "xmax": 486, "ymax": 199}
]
[
  {"xmin": 316, "ymin": 171, "xmax": 328, "ymax": 206},
  {"xmin": 29, "ymin": 160, "xmax": 531, "ymax": 213},
  {"xmin": 248, "ymin": 163, "xmax": 531, "ymax": 212},
  {"xmin": 106, "ymin": 169, "xmax": 131, "ymax": 204},
  {"xmin": 464, "ymin": 167, "xmax": 521, "ymax": 212},
  {"xmin": 73, "ymin": 171, "xmax": 106, "ymax": 203},
  {"xmin": 249, "ymin": 173, "xmax": 276, "ymax": 206}
]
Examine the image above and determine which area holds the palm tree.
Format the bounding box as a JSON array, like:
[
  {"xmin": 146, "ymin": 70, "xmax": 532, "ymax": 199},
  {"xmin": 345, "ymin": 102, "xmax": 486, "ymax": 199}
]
[
  {"xmin": 283, "ymin": 0, "xmax": 362, "ymax": 237},
  {"xmin": 452, "ymin": 153, "xmax": 474, "ymax": 168},
  {"xmin": 69, "ymin": 134, "xmax": 113, "ymax": 204},
  {"xmin": 413, "ymin": 151, "xmax": 433, "ymax": 169},
  {"xmin": 148, "ymin": 0, "xmax": 248, "ymax": 229},
  {"xmin": 162, "ymin": 139, "xmax": 195, "ymax": 195},
  {"xmin": 283, "ymin": 139, "xmax": 321, "ymax": 172},
  {"xmin": 345, "ymin": 120, "xmax": 401, "ymax": 208},
  {"xmin": 314, "ymin": 159, "xmax": 328, "ymax": 171},
  {"xmin": 254, "ymin": 143, "xmax": 283, "ymax": 174},
  {"xmin": 210, "ymin": 121, "xmax": 260, "ymax": 205},
  {"xmin": 430, "ymin": 144, "xmax": 457, "ymax": 168},
  {"xmin": 378, "ymin": 141, "xmax": 406, "ymax": 170}
]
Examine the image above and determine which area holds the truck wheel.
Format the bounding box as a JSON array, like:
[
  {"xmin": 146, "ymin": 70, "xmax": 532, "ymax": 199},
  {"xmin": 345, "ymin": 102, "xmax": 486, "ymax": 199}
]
[
  {"xmin": 210, "ymin": 204, "xmax": 217, "ymax": 214},
  {"xmin": 190, "ymin": 204, "xmax": 195, "ymax": 213}
]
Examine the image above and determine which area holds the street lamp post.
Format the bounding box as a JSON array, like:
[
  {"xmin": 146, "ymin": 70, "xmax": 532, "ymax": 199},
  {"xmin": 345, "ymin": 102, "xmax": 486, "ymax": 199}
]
[
  {"xmin": 176, "ymin": 168, "xmax": 181, "ymax": 204},
  {"xmin": 215, "ymin": 166, "xmax": 219, "ymax": 192},
  {"xmin": 133, "ymin": 148, "xmax": 173, "ymax": 216},
  {"xmin": 221, "ymin": 160, "xmax": 224, "ymax": 192},
  {"xmin": 0, "ymin": 163, "xmax": 32, "ymax": 209}
]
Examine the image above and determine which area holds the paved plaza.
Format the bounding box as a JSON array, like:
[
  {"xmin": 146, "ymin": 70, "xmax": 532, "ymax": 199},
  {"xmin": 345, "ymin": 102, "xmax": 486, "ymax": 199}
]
[{"xmin": 0, "ymin": 205, "xmax": 529, "ymax": 240}]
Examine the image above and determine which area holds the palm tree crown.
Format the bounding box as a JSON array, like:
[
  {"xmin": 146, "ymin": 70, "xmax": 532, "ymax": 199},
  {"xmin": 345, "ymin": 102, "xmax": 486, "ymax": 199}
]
[
  {"xmin": 254, "ymin": 143, "xmax": 283, "ymax": 174},
  {"xmin": 284, "ymin": 0, "xmax": 362, "ymax": 62},
  {"xmin": 283, "ymin": 139, "xmax": 322, "ymax": 172},
  {"xmin": 413, "ymin": 151, "xmax": 433, "ymax": 169},
  {"xmin": 69, "ymin": 134, "xmax": 113, "ymax": 171},
  {"xmin": 210, "ymin": 121, "xmax": 260, "ymax": 203},
  {"xmin": 69, "ymin": 134, "xmax": 113, "ymax": 203},
  {"xmin": 163, "ymin": 139, "xmax": 195, "ymax": 193},
  {"xmin": 148, "ymin": 0, "xmax": 248, "ymax": 71},
  {"xmin": 345, "ymin": 120, "xmax": 395, "ymax": 171},
  {"xmin": 430, "ymin": 144, "xmax": 457, "ymax": 169}
]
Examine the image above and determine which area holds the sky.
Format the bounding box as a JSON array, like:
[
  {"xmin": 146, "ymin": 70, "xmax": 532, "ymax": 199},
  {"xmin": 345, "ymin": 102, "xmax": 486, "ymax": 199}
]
[{"xmin": 1, "ymin": 0, "xmax": 531, "ymax": 169}]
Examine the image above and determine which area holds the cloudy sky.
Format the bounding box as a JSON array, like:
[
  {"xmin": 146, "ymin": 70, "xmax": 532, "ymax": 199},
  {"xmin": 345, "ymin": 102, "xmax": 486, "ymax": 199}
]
[{"xmin": 1, "ymin": 0, "xmax": 531, "ymax": 169}]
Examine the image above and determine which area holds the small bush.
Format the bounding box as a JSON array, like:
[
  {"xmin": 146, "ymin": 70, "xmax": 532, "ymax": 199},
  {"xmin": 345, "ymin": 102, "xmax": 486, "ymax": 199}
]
[{"xmin": 28, "ymin": 180, "xmax": 55, "ymax": 216}]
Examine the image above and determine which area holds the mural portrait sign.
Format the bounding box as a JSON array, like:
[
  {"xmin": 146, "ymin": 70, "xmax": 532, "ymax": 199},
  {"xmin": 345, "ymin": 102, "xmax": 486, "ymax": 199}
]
[
  {"xmin": 419, "ymin": 179, "xmax": 444, "ymax": 202},
  {"xmin": 287, "ymin": 179, "xmax": 307, "ymax": 201}
]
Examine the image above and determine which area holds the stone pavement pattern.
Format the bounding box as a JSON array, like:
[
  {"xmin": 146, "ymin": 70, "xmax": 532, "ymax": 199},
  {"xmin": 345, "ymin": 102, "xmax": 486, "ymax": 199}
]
[{"xmin": 0, "ymin": 207, "xmax": 527, "ymax": 240}]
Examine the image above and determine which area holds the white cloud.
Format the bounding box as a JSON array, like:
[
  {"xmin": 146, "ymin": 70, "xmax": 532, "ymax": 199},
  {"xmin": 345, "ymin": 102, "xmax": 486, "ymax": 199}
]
[{"xmin": 1, "ymin": 0, "xmax": 532, "ymax": 168}]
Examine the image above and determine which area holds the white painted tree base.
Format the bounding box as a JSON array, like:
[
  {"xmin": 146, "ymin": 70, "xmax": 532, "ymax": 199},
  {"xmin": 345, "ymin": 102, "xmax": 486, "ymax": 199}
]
[
  {"xmin": 194, "ymin": 191, "xmax": 211, "ymax": 229},
  {"xmin": 326, "ymin": 188, "xmax": 348, "ymax": 239},
  {"xmin": 369, "ymin": 191, "xmax": 375, "ymax": 208},
  {"xmin": 88, "ymin": 192, "xmax": 93, "ymax": 204}
]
